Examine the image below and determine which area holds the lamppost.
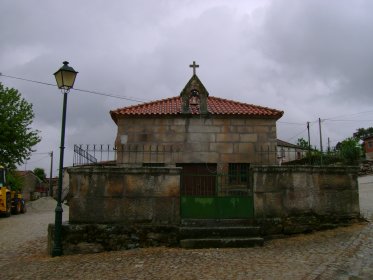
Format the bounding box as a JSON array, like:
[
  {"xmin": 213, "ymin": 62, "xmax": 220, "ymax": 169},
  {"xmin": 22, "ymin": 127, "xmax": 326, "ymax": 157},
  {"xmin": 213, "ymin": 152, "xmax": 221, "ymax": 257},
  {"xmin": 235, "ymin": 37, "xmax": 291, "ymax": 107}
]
[
  {"xmin": 49, "ymin": 151, "xmax": 53, "ymax": 197},
  {"xmin": 52, "ymin": 61, "xmax": 78, "ymax": 257}
]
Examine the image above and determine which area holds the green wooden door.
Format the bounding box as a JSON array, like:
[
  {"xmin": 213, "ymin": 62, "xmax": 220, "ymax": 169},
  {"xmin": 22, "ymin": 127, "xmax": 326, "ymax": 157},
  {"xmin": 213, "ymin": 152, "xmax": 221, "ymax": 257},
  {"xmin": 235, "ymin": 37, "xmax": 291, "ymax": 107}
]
[
  {"xmin": 181, "ymin": 196, "xmax": 253, "ymax": 219},
  {"xmin": 179, "ymin": 164, "xmax": 254, "ymax": 219}
]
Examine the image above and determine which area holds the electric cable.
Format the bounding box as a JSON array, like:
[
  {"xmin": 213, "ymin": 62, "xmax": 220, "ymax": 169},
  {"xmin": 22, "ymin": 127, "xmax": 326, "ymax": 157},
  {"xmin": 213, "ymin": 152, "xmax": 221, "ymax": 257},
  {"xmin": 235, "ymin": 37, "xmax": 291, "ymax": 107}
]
[{"xmin": 0, "ymin": 73, "xmax": 148, "ymax": 103}]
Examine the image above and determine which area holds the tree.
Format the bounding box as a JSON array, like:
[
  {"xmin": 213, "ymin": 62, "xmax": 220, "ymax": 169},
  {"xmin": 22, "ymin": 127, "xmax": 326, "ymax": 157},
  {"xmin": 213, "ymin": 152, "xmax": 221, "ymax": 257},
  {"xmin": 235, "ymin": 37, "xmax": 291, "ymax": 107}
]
[
  {"xmin": 0, "ymin": 83, "xmax": 41, "ymax": 169},
  {"xmin": 338, "ymin": 137, "xmax": 362, "ymax": 165},
  {"xmin": 33, "ymin": 167, "xmax": 46, "ymax": 181},
  {"xmin": 297, "ymin": 138, "xmax": 310, "ymax": 149},
  {"xmin": 6, "ymin": 170, "xmax": 24, "ymax": 191},
  {"xmin": 353, "ymin": 127, "xmax": 373, "ymax": 140}
]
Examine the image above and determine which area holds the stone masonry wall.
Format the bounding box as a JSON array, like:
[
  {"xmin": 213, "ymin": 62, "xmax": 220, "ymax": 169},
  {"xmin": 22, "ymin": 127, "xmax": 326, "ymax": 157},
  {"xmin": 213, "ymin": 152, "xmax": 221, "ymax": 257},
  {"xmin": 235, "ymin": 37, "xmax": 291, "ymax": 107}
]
[
  {"xmin": 48, "ymin": 165, "xmax": 361, "ymax": 255},
  {"xmin": 68, "ymin": 166, "xmax": 181, "ymax": 224},
  {"xmin": 115, "ymin": 116, "xmax": 278, "ymax": 165},
  {"xmin": 48, "ymin": 223, "xmax": 179, "ymax": 255},
  {"xmin": 252, "ymin": 166, "xmax": 361, "ymax": 236}
]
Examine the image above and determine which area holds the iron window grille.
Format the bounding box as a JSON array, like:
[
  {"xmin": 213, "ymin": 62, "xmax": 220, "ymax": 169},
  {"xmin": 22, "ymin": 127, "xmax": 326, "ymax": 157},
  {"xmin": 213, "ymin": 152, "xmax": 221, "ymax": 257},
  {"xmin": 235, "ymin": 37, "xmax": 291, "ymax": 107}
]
[{"xmin": 228, "ymin": 163, "xmax": 250, "ymax": 184}]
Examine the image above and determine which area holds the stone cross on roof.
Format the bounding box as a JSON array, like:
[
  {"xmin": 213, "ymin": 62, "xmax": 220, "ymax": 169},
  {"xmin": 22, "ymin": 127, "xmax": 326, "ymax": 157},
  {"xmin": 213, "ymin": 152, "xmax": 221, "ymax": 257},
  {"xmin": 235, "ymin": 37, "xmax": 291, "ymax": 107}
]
[{"xmin": 189, "ymin": 61, "xmax": 199, "ymax": 75}]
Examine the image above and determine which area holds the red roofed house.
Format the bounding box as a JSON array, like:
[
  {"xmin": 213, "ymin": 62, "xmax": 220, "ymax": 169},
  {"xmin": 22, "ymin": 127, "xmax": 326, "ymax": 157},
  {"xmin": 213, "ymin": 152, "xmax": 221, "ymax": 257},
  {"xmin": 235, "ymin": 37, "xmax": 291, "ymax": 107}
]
[
  {"xmin": 363, "ymin": 135, "xmax": 373, "ymax": 160},
  {"xmin": 110, "ymin": 65, "xmax": 283, "ymax": 198}
]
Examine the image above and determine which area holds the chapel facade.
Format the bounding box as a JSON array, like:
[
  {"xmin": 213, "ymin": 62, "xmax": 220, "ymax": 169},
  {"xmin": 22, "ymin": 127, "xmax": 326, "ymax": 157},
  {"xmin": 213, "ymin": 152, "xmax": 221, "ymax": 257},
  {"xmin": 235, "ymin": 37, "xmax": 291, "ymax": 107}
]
[{"xmin": 110, "ymin": 62, "xmax": 283, "ymax": 178}]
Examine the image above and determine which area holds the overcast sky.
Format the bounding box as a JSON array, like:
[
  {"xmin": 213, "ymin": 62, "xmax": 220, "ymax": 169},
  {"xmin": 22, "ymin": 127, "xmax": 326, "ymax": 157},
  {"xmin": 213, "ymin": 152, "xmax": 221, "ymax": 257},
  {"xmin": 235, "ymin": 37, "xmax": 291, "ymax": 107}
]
[{"xmin": 1, "ymin": 0, "xmax": 373, "ymax": 176}]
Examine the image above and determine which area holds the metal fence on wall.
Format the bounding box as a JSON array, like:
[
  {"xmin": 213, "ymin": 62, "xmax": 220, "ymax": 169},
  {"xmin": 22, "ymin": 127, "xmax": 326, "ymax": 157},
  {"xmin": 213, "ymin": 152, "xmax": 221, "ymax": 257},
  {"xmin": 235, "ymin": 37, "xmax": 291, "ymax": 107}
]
[
  {"xmin": 73, "ymin": 143, "xmax": 337, "ymax": 167},
  {"xmin": 73, "ymin": 144, "xmax": 183, "ymax": 166},
  {"xmin": 257, "ymin": 145, "xmax": 307, "ymax": 165},
  {"xmin": 73, "ymin": 145, "xmax": 115, "ymax": 166},
  {"xmin": 258, "ymin": 146, "xmax": 342, "ymax": 165}
]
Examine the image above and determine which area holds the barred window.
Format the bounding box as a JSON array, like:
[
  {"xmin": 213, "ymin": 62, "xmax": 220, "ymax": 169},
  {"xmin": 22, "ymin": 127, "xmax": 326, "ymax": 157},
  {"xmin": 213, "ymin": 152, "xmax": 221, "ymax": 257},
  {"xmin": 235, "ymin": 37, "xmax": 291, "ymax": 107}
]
[{"xmin": 228, "ymin": 163, "xmax": 250, "ymax": 184}]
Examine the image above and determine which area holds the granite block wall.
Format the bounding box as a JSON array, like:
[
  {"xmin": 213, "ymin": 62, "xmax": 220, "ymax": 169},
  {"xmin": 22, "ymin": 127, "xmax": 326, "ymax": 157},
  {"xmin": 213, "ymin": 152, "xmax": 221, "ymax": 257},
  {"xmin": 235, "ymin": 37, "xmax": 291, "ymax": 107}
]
[
  {"xmin": 68, "ymin": 166, "xmax": 181, "ymax": 224},
  {"xmin": 252, "ymin": 166, "xmax": 361, "ymax": 235},
  {"xmin": 115, "ymin": 116, "xmax": 278, "ymax": 165}
]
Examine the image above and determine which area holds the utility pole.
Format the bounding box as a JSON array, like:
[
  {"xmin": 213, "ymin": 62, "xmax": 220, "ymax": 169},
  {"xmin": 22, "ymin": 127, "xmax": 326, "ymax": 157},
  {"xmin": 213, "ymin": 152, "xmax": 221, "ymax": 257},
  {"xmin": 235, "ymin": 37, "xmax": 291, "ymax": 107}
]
[
  {"xmin": 319, "ymin": 118, "xmax": 323, "ymax": 153},
  {"xmin": 319, "ymin": 118, "xmax": 323, "ymax": 165},
  {"xmin": 328, "ymin": 137, "xmax": 331, "ymax": 153},
  {"xmin": 307, "ymin": 121, "xmax": 311, "ymax": 153},
  {"xmin": 49, "ymin": 151, "xmax": 53, "ymax": 197}
]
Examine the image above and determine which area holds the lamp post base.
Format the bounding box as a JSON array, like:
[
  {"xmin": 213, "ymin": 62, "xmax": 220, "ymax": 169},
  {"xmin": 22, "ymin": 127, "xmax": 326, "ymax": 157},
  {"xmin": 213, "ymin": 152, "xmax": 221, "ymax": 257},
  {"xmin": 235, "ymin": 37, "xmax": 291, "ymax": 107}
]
[{"xmin": 52, "ymin": 204, "xmax": 64, "ymax": 257}]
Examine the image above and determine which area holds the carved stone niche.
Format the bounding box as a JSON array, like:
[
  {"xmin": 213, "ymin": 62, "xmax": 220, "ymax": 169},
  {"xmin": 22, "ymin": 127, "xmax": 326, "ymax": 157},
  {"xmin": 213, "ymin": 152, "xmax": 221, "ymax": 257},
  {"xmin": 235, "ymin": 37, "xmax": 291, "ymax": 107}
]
[
  {"xmin": 180, "ymin": 75, "xmax": 209, "ymax": 115},
  {"xmin": 189, "ymin": 89, "xmax": 199, "ymax": 105}
]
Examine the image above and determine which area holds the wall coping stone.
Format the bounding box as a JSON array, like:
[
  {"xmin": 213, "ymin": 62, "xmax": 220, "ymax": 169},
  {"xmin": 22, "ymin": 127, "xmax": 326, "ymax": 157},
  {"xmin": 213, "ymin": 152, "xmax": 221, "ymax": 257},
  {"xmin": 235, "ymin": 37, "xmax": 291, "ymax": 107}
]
[
  {"xmin": 67, "ymin": 166, "xmax": 182, "ymax": 175},
  {"xmin": 251, "ymin": 165, "xmax": 359, "ymax": 174}
]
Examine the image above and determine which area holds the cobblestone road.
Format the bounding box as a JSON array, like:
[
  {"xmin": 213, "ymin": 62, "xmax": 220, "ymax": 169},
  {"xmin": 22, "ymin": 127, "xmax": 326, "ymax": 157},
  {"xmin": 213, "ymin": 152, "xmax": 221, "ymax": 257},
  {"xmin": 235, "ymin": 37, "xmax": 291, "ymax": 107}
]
[{"xmin": 0, "ymin": 177, "xmax": 373, "ymax": 280}]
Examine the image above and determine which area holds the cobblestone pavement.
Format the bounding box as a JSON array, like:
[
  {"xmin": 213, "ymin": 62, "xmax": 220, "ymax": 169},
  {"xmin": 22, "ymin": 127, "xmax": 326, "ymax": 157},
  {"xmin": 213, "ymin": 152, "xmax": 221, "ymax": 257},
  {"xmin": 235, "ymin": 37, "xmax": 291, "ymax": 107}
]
[{"xmin": 0, "ymin": 177, "xmax": 373, "ymax": 280}]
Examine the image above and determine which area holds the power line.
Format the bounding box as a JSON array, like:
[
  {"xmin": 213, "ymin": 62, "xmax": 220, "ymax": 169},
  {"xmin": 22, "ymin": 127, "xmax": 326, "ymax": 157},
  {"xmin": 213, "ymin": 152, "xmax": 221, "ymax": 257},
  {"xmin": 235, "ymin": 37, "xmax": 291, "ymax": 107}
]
[
  {"xmin": 24, "ymin": 154, "xmax": 50, "ymax": 164},
  {"xmin": 2, "ymin": 73, "xmax": 370, "ymax": 150},
  {"xmin": 324, "ymin": 119, "xmax": 373, "ymax": 122},
  {"xmin": 324, "ymin": 110, "xmax": 373, "ymax": 121},
  {"xmin": 284, "ymin": 120, "xmax": 318, "ymax": 143},
  {"xmin": 0, "ymin": 73, "xmax": 56, "ymax": 87},
  {"xmin": 286, "ymin": 127, "xmax": 308, "ymax": 142},
  {"xmin": 74, "ymin": 87, "xmax": 147, "ymax": 103},
  {"xmin": 0, "ymin": 73, "xmax": 148, "ymax": 103}
]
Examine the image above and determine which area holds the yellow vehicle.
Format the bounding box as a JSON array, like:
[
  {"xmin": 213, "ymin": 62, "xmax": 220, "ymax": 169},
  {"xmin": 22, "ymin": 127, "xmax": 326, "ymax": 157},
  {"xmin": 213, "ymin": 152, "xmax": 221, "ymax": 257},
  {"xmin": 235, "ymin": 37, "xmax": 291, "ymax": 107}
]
[{"xmin": 0, "ymin": 165, "xmax": 26, "ymax": 217}]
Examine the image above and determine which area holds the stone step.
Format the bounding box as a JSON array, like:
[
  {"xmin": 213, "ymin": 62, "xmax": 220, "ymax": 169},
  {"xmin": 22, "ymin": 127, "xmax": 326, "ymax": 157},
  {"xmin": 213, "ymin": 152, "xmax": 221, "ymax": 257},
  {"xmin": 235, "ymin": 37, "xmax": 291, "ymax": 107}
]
[
  {"xmin": 180, "ymin": 226, "xmax": 261, "ymax": 239},
  {"xmin": 181, "ymin": 219, "xmax": 254, "ymax": 227},
  {"xmin": 180, "ymin": 237, "xmax": 264, "ymax": 249}
]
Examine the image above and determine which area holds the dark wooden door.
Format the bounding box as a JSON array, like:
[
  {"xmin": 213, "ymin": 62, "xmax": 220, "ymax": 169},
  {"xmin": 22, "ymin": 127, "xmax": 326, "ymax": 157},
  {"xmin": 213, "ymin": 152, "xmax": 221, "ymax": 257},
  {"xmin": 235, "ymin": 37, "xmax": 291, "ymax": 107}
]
[{"xmin": 177, "ymin": 163, "xmax": 217, "ymax": 196}]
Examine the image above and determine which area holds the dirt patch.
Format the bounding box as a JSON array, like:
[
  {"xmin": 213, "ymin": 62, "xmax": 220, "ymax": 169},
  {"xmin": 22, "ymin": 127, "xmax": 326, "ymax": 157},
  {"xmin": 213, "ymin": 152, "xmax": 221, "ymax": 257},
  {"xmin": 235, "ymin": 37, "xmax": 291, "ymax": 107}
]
[{"xmin": 27, "ymin": 197, "xmax": 68, "ymax": 212}]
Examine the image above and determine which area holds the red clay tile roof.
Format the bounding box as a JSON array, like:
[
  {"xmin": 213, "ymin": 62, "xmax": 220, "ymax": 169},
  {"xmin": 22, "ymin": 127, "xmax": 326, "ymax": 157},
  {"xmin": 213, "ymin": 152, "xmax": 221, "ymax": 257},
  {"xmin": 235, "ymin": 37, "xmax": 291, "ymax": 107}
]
[{"xmin": 110, "ymin": 96, "xmax": 283, "ymax": 123}]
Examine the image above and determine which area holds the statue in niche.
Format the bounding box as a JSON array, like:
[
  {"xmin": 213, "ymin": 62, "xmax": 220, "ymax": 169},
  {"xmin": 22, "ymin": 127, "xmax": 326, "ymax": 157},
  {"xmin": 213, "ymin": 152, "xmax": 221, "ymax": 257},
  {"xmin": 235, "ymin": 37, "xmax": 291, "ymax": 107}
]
[{"xmin": 189, "ymin": 89, "xmax": 199, "ymax": 105}]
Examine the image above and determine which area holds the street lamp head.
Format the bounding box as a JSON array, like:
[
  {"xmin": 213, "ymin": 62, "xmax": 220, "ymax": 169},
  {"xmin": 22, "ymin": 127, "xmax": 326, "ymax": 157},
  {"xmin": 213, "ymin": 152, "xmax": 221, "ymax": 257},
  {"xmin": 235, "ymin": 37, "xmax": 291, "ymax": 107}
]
[{"xmin": 54, "ymin": 61, "xmax": 78, "ymax": 91}]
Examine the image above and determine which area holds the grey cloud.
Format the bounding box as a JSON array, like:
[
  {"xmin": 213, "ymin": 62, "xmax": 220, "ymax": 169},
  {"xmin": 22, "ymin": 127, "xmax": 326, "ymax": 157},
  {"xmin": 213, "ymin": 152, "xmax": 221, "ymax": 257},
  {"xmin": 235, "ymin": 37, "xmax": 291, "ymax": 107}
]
[
  {"xmin": 1, "ymin": 0, "xmax": 372, "ymax": 174},
  {"xmin": 257, "ymin": 0, "xmax": 373, "ymax": 102}
]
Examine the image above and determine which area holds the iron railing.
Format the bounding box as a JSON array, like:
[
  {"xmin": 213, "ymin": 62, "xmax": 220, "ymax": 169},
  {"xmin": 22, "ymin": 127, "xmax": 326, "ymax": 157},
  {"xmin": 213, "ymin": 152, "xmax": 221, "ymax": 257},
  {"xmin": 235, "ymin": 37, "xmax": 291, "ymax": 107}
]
[
  {"xmin": 73, "ymin": 144, "xmax": 114, "ymax": 166},
  {"xmin": 73, "ymin": 144, "xmax": 182, "ymax": 166},
  {"xmin": 73, "ymin": 143, "xmax": 339, "ymax": 167}
]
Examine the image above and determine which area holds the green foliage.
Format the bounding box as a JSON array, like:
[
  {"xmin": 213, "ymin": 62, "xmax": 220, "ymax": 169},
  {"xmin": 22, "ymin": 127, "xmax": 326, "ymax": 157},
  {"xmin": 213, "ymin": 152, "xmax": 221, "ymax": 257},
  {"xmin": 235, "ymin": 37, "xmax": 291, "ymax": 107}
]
[
  {"xmin": 5, "ymin": 170, "xmax": 24, "ymax": 191},
  {"xmin": 286, "ymin": 149, "xmax": 340, "ymax": 166},
  {"xmin": 0, "ymin": 83, "xmax": 41, "ymax": 169},
  {"xmin": 287, "ymin": 136, "xmax": 362, "ymax": 166},
  {"xmin": 297, "ymin": 138, "xmax": 310, "ymax": 149},
  {"xmin": 353, "ymin": 127, "xmax": 373, "ymax": 140},
  {"xmin": 338, "ymin": 137, "xmax": 362, "ymax": 165},
  {"xmin": 33, "ymin": 167, "xmax": 46, "ymax": 181}
]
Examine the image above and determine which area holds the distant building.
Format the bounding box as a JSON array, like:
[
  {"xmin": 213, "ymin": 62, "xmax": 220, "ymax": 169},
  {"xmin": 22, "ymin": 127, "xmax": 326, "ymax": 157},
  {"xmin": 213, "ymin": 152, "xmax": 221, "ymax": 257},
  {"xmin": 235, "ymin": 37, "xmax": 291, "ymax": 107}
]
[
  {"xmin": 47, "ymin": 177, "xmax": 58, "ymax": 197},
  {"xmin": 276, "ymin": 139, "xmax": 307, "ymax": 164},
  {"xmin": 16, "ymin": 170, "xmax": 48, "ymax": 201},
  {"xmin": 49, "ymin": 169, "xmax": 70, "ymax": 201},
  {"xmin": 363, "ymin": 135, "xmax": 373, "ymax": 160}
]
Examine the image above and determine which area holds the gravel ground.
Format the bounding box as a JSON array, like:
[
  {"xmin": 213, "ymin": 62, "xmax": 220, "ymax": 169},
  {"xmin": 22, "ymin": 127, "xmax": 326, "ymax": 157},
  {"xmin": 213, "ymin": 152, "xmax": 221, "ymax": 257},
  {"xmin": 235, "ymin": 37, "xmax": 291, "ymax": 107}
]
[
  {"xmin": 0, "ymin": 198, "xmax": 69, "ymax": 265},
  {"xmin": 1, "ymin": 223, "xmax": 371, "ymax": 280},
  {"xmin": 0, "ymin": 177, "xmax": 373, "ymax": 280}
]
